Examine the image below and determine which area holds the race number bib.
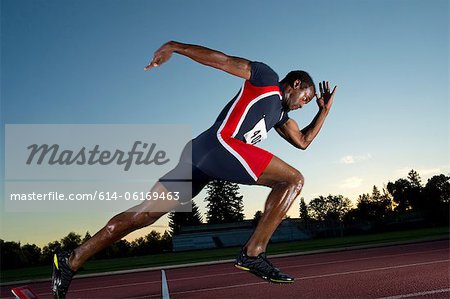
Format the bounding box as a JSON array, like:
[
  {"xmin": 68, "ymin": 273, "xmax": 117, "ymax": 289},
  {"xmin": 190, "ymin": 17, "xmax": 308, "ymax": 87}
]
[{"xmin": 244, "ymin": 118, "xmax": 267, "ymax": 145}]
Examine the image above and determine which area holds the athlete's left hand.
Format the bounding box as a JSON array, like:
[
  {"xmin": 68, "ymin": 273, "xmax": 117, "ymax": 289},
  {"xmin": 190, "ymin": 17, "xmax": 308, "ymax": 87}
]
[
  {"xmin": 144, "ymin": 42, "xmax": 174, "ymax": 70},
  {"xmin": 316, "ymin": 81, "xmax": 337, "ymax": 112}
]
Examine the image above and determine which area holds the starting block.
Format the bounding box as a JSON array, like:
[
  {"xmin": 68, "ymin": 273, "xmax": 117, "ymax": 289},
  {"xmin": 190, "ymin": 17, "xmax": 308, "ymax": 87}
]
[{"xmin": 11, "ymin": 286, "xmax": 39, "ymax": 299}]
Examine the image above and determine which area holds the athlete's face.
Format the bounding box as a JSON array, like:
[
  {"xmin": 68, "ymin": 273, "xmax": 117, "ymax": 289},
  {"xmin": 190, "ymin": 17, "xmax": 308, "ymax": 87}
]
[{"xmin": 283, "ymin": 83, "xmax": 315, "ymax": 111}]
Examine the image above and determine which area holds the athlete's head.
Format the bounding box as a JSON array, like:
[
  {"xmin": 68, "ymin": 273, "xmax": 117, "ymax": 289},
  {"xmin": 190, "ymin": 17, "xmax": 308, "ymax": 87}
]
[{"xmin": 280, "ymin": 71, "xmax": 316, "ymax": 111}]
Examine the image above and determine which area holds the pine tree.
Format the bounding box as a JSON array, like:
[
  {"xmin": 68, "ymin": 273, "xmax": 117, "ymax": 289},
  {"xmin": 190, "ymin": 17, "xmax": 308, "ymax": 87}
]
[
  {"xmin": 407, "ymin": 169, "xmax": 422, "ymax": 188},
  {"xmin": 407, "ymin": 169, "xmax": 425, "ymax": 211},
  {"xmin": 299, "ymin": 197, "xmax": 309, "ymax": 220},
  {"xmin": 168, "ymin": 200, "xmax": 203, "ymax": 235},
  {"xmin": 205, "ymin": 180, "xmax": 244, "ymax": 224},
  {"xmin": 371, "ymin": 186, "xmax": 382, "ymax": 202}
]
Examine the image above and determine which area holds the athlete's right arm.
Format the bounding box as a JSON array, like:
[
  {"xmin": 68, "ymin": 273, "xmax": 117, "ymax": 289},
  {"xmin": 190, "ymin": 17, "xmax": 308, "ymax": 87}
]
[{"xmin": 144, "ymin": 41, "xmax": 251, "ymax": 80}]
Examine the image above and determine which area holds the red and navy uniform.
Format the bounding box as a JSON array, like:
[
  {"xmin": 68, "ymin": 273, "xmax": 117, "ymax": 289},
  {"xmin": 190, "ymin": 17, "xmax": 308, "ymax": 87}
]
[{"xmin": 160, "ymin": 62, "xmax": 289, "ymax": 200}]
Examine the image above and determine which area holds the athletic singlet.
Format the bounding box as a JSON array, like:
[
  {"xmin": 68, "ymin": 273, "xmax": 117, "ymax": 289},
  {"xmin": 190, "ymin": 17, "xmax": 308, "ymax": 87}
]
[
  {"xmin": 160, "ymin": 61, "xmax": 290, "ymax": 199},
  {"xmin": 214, "ymin": 61, "xmax": 289, "ymax": 144}
]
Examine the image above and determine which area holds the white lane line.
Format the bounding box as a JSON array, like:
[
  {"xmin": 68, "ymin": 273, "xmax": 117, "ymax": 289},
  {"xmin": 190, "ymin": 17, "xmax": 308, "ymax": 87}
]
[
  {"xmin": 296, "ymin": 259, "xmax": 450, "ymax": 280},
  {"xmin": 161, "ymin": 270, "xmax": 170, "ymax": 299},
  {"xmin": 145, "ymin": 248, "xmax": 448, "ymax": 284},
  {"xmin": 165, "ymin": 259, "xmax": 450, "ymax": 296},
  {"xmin": 282, "ymin": 248, "xmax": 448, "ymax": 270},
  {"xmin": 378, "ymin": 288, "xmax": 450, "ymax": 299}
]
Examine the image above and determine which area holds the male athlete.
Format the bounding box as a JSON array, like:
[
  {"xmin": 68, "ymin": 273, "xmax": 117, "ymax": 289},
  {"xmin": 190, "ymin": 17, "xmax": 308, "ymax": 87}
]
[{"xmin": 52, "ymin": 41, "xmax": 336, "ymax": 297}]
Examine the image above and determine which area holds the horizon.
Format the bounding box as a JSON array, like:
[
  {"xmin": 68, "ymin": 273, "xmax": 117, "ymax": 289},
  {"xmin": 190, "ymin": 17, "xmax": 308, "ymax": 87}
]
[{"xmin": 1, "ymin": 167, "xmax": 446, "ymax": 248}]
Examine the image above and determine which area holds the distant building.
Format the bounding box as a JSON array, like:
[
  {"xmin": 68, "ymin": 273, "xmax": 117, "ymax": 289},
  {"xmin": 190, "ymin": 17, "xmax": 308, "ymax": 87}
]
[{"xmin": 172, "ymin": 219, "xmax": 311, "ymax": 251}]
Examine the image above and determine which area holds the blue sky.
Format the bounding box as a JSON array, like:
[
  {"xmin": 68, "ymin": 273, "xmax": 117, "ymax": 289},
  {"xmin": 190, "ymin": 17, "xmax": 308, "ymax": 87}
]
[{"xmin": 1, "ymin": 0, "xmax": 449, "ymax": 246}]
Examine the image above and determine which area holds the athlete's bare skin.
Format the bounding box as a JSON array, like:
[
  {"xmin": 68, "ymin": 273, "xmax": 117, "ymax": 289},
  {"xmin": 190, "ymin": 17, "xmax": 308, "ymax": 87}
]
[{"xmin": 68, "ymin": 41, "xmax": 336, "ymax": 270}]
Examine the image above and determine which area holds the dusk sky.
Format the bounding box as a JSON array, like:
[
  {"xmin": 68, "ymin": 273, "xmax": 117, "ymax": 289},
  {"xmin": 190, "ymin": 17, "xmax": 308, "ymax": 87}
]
[{"xmin": 1, "ymin": 0, "xmax": 449, "ymax": 247}]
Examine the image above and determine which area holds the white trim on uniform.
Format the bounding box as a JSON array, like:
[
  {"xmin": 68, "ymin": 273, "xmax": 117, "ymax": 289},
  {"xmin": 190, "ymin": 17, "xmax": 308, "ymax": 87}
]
[
  {"xmin": 216, "ymin": 83, "xmax": 258, "ymax": 180},
  {"xmin": 216, "ymin": 133, "xmax": 258, "ymax": 181},
  {"xmin": 231, "ymin": 91, "xmax": 281, "ymax": 137},
  {"xmin": 216, "ymin": 83, "xmax": 280, "ymax": 181}
]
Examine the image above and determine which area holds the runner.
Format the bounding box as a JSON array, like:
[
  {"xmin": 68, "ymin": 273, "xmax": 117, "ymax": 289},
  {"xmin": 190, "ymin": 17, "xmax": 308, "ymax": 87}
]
[{"xmin": 52, "ymin": 41, "xmax": 336, "ymax": 298}]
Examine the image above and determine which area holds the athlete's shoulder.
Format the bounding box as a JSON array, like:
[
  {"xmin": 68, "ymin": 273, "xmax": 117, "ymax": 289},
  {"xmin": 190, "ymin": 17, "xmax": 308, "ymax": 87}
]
[{"xmin": 249, "ymin": 61, "xmax": 279, "ymax": 87}]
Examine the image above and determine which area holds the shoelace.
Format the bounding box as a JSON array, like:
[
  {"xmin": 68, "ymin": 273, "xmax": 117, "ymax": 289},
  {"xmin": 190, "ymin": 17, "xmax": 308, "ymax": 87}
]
[
  {"xmin": 244, "ymin": 253, "xmax": 279, "ymax": 275},
  {"xmin": 258, "ymin": 254, "xmax": 282, "ymax": 274}
]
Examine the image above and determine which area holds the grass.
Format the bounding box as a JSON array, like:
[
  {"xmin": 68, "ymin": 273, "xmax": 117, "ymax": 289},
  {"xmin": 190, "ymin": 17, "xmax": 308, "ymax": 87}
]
[{"xmin": 1, "ymin": 226, "xmax": 448, "ymax": 284}]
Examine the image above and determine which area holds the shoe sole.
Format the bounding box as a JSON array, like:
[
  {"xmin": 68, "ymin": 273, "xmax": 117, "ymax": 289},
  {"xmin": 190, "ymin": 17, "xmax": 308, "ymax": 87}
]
[{"xmin": 234, "ymin": 264, "xmax": 294, "ymax": 284}]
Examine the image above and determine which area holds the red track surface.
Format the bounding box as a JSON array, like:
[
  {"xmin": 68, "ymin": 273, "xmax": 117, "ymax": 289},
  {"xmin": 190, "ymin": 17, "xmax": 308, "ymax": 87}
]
[{"xmin": 2, "ymin": 240, "xmax": 449, "ymax": 299}]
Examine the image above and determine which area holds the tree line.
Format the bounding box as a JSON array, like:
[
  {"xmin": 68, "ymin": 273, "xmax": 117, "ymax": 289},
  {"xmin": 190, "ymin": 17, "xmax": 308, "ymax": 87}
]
[
  {"xmin": 0, "ymin": 230, "xmax": 172, "ymax": 270},
  {"xmin": 172, "ymin": 170, "xmax": 449, "ymax": 233},
  {"xmin": 1, "ymin": 171, "xmax": 448, "ymax": 269},
  {"xmin": 299, "ymin": 170, "xmax": 450, "ymax": 238}
]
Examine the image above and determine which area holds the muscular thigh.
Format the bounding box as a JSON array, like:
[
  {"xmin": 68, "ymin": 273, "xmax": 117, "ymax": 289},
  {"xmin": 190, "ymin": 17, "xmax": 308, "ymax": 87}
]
[{"xmin": 256, "ymin": 155, "xmax": 302, "ymax": 188}]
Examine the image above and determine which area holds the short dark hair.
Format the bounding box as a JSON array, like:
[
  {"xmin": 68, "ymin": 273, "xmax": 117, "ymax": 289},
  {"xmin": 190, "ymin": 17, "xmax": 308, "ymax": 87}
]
[{"xmin": 280, "ymin": 70, "xmax": 315, "ymax": 92}]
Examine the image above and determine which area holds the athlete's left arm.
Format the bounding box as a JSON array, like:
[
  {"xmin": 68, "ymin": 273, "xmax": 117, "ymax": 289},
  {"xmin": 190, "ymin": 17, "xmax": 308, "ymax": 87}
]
[
  {"xmin": 144, "ymin": 41, "xmax": 251, "ymax": 80},
  {"xmin": 276, "ymin": 81, "xmax": 337, "ymax": 150}
]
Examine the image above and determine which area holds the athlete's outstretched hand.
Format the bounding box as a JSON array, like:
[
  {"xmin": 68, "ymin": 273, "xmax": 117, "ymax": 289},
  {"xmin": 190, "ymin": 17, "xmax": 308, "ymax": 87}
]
[
  {"xmin": 144, "ymin": 42, "xmax": 174, "ymax": 70},
  {"xmin": 316, "ymin": 81, "xmax": 337, "ymax": 112}
]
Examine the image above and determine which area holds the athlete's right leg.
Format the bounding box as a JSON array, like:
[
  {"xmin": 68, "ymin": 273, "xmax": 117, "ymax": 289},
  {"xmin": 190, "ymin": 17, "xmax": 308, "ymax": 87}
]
[
  {"xmin": 234, "ymin": 155, "xmax": 303, "ymax": 283},
  {"xmin": 68, "ymin": 181, "xmax": 173, "ymax": 271},
  {"xmin": 245, "ymin": 155, "xmax": 304, "ymax": 257}
]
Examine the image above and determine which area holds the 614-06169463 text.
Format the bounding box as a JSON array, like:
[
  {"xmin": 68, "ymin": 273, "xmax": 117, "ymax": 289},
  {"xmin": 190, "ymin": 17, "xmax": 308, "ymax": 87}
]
[{"xmin": 9, "ymin": 191, "xmax": 180, "ymax": 201}]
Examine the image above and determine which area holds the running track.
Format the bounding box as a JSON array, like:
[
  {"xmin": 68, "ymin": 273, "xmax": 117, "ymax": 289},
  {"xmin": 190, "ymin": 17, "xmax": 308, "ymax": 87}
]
[{"xmin": 2, "ymin": 240, "xmax": 449, "ymax": 298}]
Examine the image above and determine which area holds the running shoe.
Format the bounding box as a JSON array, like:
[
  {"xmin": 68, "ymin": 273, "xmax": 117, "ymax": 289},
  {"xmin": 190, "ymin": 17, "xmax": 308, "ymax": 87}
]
[
  {"xmin": 235, "ymin": 248, "xmax": 294, "ymax": 283},
  {"xmin": 52, "ymin": 250, "xmax": 76, "ymax": 299}
]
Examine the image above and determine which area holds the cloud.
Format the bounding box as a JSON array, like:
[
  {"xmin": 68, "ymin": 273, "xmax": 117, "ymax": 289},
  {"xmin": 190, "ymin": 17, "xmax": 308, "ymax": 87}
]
[
  {"xmin": 339, "ymin": 176, "xmax": 363, "ymax": 189},
  {"xmin": 419, "ymin": 168, "xmax": 444, "ymax": 176},
  {"xmin": 340, "ymin": 156, "xmax": 355, "ymax": 164},
  {"xmin": 340, "ymin": 153, "xmax": 372, "ymax": 164}
]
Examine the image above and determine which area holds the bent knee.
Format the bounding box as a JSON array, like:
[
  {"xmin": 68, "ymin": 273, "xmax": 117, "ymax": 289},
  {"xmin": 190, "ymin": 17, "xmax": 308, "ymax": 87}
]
[
  {"xmin": 289, "ymin": 170, "xmax": 304, "ymax": 192},
  {"xmin": 286, "ymin": 169, "xmax": 305, "ymax": 189},
  {"xmin": 274, "ymin": 169, "xmax": 304, "ymax": 192},
  {"xmin": 106, "ymin": 212, "xmax": 159, "ymax": 235}
]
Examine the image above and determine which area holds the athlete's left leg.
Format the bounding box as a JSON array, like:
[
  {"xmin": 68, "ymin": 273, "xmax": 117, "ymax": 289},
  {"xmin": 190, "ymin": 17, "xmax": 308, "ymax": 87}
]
[
  {"xmin": 52, "ymin": 181, "xmax": 180, "ymax": 299},
  {"xmin": 68, "ymin": 182, "xmax": 175, "ymax": 270},
  {"xmin": 69, "ymin": 141, "xmax": 204, "ymax": 271}
]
